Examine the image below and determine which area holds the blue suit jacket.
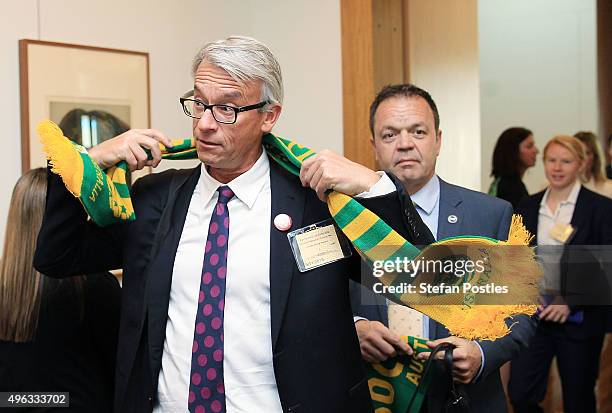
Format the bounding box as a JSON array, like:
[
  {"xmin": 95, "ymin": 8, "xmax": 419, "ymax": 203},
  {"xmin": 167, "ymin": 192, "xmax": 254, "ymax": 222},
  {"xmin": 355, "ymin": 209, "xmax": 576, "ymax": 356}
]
[{"xmin": 350, "ymin": 177, "xmax": 537, "ymax": 413}]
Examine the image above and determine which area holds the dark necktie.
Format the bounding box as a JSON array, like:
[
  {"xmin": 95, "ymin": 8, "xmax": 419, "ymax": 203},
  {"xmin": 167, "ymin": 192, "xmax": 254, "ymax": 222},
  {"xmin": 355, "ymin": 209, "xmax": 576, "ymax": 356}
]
[{"xmin": 188, "ymin": 185, "xmax": 234, "ymax": 413}]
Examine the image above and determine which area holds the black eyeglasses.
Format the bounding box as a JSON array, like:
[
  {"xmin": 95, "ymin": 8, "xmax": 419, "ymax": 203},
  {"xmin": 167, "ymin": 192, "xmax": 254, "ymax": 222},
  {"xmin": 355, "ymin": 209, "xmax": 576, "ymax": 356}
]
[{"xmin": 179, "ymin": 97, "xmax": 269, "ymax": 124}]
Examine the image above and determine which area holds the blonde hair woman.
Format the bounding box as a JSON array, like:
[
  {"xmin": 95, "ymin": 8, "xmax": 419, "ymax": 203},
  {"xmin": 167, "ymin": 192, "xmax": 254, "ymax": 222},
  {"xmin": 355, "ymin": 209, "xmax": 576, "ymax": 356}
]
[
  {"xmin": 508, "ymin": 136, "xmax": 612, "ymax": 413},
  {"xmin": 0, "ymin": 168, "xmax": 120, "ymax": 412},
  {"xmin": 574, "ymin": 131, "xmax": 612, "ymax": 198}
]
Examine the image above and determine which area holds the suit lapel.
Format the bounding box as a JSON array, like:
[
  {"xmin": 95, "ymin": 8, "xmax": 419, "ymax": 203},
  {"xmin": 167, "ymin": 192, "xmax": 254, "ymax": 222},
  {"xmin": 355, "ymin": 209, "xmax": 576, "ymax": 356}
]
[
  {"xmin": 428, "ymin": 179, "xmax": 463, "ymax": 337},
  {"xmin": 436, "ymin": 179, "xmax": 464, "ymax": 239},
  {"xmin": 146, "ymin": 166, "xmax": 201, "ymax": 374},
  {"xmin": 525, "ymin": 192, "xmax": 544, "ymax": 245},
  {"xmin": 569, "ymin": 187, "xmax": 589, "ymax": 244},
  {"xmin": 269, "ymin": 161, "xmax": 305, "ymax": 350}
]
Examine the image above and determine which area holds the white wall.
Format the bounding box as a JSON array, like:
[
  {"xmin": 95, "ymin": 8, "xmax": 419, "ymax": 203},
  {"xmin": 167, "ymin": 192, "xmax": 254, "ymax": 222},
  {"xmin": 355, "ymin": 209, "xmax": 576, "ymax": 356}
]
[
  {"xmin": 479, "ymin": 0, "xmax": 598, "ymax": 193},
  {"xmin": 407, "ymin": 0, "xmax": 482, "ymax": 191},
  {"xmin": 0, "ymin": 0, "xmax": 343, "ymax": 246}
]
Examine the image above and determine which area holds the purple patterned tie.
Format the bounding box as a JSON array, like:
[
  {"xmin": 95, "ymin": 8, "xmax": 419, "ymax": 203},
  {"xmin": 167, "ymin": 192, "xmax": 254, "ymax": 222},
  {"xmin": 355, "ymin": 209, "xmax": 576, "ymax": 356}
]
[{"xmin": 188, "ymin": 185, "xmax": 234, "ymax": 413}]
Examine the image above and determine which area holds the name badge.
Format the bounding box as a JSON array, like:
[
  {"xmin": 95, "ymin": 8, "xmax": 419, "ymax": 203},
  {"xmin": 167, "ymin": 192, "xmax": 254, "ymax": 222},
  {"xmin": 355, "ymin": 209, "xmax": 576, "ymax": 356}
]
[
  {"xmin": 287, "ymin": 219, "xmax": 352, "ymax": 272},
  {"xmin": 549, "ymin": 222, "xmax": 575, "ymax": 244}
]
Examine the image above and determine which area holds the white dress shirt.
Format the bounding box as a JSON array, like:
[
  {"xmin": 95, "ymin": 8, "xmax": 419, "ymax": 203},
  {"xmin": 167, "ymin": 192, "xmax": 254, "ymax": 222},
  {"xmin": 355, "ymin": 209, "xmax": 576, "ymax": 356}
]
[
  {"xmin": 537, "ymin": 181, "xmax": 581, "ymax": 292},
  {"xmin": 155, "ymin": 151, "xmax": 282, "ymax": 412}
]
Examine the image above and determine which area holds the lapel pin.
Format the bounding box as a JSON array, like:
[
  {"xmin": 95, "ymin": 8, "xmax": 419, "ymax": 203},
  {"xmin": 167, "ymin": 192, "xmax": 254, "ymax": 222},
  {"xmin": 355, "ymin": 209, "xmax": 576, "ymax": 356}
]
[
  {"xmin": 274, "ymin": 213, "xmax": 292, "ymax": 231},
  {"xmin": 447, "ymin": 214, "xmax": 458, "ymax": 224}
]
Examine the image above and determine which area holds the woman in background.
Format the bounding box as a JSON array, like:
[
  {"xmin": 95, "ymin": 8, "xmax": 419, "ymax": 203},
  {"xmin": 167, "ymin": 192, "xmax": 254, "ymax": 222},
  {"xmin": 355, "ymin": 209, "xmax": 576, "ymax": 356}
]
[
  {"xmin": 0, "ymin": 168, "xmax": 121, "ymax": 412},
  {"xmin": 489, "ymin": 127, "xmax": 539, "ymax": 209},
  {"xmin": 508, "ymin": 135, "xmax": 612, "ymax": 413},
  {"xmin": 574, "ymin": 131, "xmax": 612, "ymax": 198}
]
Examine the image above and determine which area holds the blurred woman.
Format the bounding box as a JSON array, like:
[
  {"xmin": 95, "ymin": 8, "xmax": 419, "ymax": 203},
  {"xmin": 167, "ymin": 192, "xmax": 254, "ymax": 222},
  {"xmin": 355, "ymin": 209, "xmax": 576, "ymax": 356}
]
[
  {"xmin": 489, "ymin": 127, "xmax": 539, "ymax": 208},
  {"xmin": 0, "ymin": 168, "xmax": 120, "ymax": 412},
  {"xmin": 508, "ymin": 136, "xmax": 612, "ymax": 413},
  {"xmin": 574, "ymin": 131, "xmax": 612, "ymax": 198}
]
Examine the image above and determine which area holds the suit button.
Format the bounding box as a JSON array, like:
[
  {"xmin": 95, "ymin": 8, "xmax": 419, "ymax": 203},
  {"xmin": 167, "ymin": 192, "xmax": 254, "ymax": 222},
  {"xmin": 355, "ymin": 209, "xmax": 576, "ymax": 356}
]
[{"xmin": 404, "ymin": 208, "xmax": 411, "ymax": 216}]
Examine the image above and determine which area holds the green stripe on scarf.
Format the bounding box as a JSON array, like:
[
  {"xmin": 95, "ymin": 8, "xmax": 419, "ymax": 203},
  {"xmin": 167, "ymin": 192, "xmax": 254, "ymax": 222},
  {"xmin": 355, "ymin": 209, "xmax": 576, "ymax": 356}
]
[
  {"xmin": 332, "ymin": 200, "xmax": 364, "ymax": 229},
  {"xmin": 367, "ymin": 336, "xmax": 432, "ymax": 413}
]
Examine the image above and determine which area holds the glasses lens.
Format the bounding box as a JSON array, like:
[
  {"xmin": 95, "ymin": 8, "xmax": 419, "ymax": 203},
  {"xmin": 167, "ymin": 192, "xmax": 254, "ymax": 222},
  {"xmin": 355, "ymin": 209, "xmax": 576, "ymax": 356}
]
[
  {"xmin": 182, "ymin": 100, "xmax": 198, "ymax": 117},
  {"xmin": 212, "ymin": 105, "xmax": 236, "ymax": 123}
]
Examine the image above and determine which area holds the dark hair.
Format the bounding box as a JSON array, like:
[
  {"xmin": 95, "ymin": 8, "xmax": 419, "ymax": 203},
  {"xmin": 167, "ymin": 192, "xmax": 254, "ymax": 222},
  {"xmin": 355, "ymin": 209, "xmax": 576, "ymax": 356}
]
[
  {"xmin": 369, "ymin": 84, "xmax": 440, "ymax": 135},
  {"xmin": 59, "ymin": 109, "xmax": 129, "ymax": 147},
  {"xmin": 491, "ymin": 127, "xmax": 533, "ymax": 177}
]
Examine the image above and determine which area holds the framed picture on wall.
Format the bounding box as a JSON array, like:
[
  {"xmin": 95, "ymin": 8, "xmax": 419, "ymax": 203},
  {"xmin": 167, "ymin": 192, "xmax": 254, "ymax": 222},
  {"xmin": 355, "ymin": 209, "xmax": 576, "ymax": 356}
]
[{"xmin": 19, "ymin": 39, "xmax": 150, "ymax": 177}]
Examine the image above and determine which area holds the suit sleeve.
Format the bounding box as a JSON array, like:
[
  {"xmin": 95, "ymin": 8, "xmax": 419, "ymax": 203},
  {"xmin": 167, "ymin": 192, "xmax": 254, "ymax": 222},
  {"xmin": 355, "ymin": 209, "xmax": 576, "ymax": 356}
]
[
  {"xmin": 84, "ymin": 272, "xmax": 121, "ymax": 387},
  {"xmin": 477, "ymin": 314, "xmax": 537, "ymax": 379},
  {"xmin": 496, "ymin": 202, "xmax": 513, "ymax": 241},
  {"xmin": 33, "ymin": 170, "xmax": 126, "ymax": 277}
]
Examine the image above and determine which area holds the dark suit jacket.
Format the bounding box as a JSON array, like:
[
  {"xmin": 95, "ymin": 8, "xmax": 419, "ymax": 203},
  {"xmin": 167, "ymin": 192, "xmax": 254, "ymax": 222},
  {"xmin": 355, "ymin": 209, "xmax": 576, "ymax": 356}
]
[
  {"xmin": 516, "ymin": 185, "xmax": 612, "ymax": 339},
  {"xmin": 351, "ymin": 178, "xmax": 537, "ymax": 413},
  {"xmin": 34, "ymin": 160, "xmax": 424, "ymax": 413}
]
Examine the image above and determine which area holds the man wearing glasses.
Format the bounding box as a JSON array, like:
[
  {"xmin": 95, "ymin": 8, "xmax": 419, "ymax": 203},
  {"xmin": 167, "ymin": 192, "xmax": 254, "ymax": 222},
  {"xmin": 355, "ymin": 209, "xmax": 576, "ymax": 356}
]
[{"xmin": 35, "ymin": 36, "xmax": 427, "ymax": 413}]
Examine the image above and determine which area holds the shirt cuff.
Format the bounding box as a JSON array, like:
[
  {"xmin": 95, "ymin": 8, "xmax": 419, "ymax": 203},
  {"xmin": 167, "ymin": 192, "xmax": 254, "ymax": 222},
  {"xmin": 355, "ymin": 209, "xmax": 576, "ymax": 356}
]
[
  {"xmin": 353, "ymin": 316, "xmax": 368, "ymax": 323},
  {"xmin": 472, "ymin": 341, "xmax": 486, "ymax": 382},
  {"xmin": 355, "ymin": 172, "xmax": 396, "ymax": 198}
]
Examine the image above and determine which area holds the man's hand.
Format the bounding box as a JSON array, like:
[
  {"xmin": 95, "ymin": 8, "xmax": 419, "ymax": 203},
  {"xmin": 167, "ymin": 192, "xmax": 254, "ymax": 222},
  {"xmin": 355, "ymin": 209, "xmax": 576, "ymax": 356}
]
[
  {"xmin": 537, "ymin": 296, "xmax": 570, "ymax": 323},
  {"xmin": 299, "ymin": 150, "xmax": 380, "ymax": 201},
  {"xmin": 417, "ymin": 336, "xmax": 482, "ymax": 384},
  {"xmin": 355, "ymin": 319, "xmax": 413, "ymax": 363},
  {"xmin": 88, "ymin": 129, "xmax": 173, "ymax": 171},
  {"xmin": 538, "ymin": 304, "xmax": 570, "ymax": 323}
]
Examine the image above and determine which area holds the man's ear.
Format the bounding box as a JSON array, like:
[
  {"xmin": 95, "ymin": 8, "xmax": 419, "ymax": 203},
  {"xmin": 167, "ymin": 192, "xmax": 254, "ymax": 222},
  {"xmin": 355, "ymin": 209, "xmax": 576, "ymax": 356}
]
[
  {"xmin": 370, "ymin": 135, "xmax": 379, "ymax": 163},
  {"xmin": 261, "ymin": 104, "xmax": 282, "ymax": 133},
  {"xmin": 435, "ymin": 129, "xmax": 442, "ymax": 156}
]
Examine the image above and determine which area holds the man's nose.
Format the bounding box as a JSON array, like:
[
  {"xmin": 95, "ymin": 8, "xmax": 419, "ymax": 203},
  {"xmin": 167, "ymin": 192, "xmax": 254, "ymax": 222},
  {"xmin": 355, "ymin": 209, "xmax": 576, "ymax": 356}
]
[
  {"xmin": 195, "ymin": 108, "xmax": 218, "ymax": 131},
  {"xmin": 396, "ymin": 131, "xmax": 414, "ymax": 150}
]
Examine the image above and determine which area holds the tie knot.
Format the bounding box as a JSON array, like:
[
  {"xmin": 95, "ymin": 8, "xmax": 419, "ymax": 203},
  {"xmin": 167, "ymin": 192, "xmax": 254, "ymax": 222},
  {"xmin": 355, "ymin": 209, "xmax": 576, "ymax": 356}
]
[{"xmin": 217, "ymin": 186, "xmax": 234, "ymax": 204}]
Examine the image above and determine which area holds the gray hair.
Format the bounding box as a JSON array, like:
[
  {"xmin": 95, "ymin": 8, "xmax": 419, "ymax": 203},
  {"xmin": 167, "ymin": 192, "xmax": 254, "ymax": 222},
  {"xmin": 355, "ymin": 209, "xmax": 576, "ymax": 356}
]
[{"xmin": 192, "ymin": 36, "xmax": 284, "ymax": 106}]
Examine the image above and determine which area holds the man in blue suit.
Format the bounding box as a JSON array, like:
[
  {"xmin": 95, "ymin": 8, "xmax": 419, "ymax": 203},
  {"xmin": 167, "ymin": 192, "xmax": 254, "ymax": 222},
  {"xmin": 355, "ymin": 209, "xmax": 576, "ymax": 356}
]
[{"xmin": 350, "ymin": 84, "xmax": 537, "ymax": 412}]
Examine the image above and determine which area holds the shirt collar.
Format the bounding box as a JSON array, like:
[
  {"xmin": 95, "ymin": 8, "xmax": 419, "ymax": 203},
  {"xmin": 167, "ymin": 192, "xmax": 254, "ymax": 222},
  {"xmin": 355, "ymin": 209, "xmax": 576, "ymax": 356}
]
[
  {"xmin": 410, "ymin": 175, "xmax": 440, "ymax": 216},
  {"xmin": 198, "ymin": 149, "xmax": 270, "ymax": 209},
  {"xmin": 540, "ymin": 180, "xmax": 581, "ymax": 207}
]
